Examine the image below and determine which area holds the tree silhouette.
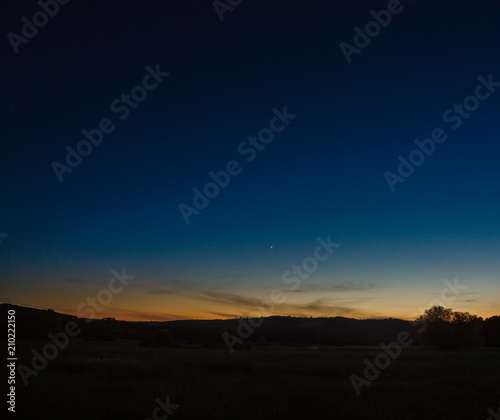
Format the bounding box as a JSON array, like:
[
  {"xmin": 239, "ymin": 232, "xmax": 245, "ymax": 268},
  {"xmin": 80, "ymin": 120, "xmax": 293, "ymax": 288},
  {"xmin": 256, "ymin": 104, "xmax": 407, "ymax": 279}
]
[
  {"xmin": 417, "ymin": 306, "xmax": 483, "ymax": 350},
  {"xmin": 483, "ymin": 316, "xmax": 500, "ymax": 347}
]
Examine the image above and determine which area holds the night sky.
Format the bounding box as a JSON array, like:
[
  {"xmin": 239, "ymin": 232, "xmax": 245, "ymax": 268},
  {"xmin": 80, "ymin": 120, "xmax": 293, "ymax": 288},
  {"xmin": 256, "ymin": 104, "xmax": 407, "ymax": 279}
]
[{"xmin": 2, "ymin": 0, "xmax": 499, "ymax": 321}]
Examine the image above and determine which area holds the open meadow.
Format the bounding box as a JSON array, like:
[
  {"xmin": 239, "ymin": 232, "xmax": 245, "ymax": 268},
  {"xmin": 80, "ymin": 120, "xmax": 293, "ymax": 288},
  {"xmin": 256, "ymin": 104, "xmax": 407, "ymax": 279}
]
[{"xmin": 13, "ymin": 339, "xmax": 500, "ymax": 420}]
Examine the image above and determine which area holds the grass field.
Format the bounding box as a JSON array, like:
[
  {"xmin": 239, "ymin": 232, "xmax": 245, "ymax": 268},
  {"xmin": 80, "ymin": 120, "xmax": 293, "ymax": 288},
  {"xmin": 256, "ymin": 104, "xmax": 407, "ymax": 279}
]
[{"xmin": 14, "ymin": 339, "xmax": 500, "ymax": 419}]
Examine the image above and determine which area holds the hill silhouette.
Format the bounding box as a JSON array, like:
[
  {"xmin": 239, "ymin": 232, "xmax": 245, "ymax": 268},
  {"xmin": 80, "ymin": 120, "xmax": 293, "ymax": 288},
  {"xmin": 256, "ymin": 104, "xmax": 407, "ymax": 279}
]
[{"xmin": 3, "ymin": 303, "xmax": 498, "ymax": 348}]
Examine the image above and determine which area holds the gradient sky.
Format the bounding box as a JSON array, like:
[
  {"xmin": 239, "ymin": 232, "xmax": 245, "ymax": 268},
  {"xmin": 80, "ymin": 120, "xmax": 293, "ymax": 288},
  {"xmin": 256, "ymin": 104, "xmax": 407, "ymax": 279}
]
[{"xmin": 1, "ymin": 0, "xmax": 499, "ymax": 321}]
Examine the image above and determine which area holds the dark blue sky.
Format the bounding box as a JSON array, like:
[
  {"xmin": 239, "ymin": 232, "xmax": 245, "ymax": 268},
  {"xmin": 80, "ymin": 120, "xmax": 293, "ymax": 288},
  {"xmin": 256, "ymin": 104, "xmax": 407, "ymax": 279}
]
[{"xmin": 1, "ymin": 0, "xmax": 499, "ymax": 320}]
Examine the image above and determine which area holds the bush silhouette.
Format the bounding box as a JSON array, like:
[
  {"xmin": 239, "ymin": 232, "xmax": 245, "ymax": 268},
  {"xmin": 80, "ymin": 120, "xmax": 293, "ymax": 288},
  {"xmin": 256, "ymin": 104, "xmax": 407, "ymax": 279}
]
[
  {"xmin": 139, "ymin": 329, "xmax": 178, "ymax": 347},
  {"xmin": 256, "ymin": 335, "xmax": 268, "ymax": 346}
]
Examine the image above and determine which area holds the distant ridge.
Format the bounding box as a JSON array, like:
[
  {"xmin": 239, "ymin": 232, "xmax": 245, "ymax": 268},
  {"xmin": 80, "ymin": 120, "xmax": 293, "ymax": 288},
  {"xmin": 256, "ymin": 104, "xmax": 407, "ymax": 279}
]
[{"xmin": 1, "ymin": 303, "xmax": 417, "ymax": 346}]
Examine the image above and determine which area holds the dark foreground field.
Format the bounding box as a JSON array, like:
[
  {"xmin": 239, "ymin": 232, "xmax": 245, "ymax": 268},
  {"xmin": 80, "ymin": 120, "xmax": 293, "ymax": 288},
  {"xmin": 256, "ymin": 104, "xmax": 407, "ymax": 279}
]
[{"xmin": 14, "ymin": 340, "xmax": 500, "ymax": 420}]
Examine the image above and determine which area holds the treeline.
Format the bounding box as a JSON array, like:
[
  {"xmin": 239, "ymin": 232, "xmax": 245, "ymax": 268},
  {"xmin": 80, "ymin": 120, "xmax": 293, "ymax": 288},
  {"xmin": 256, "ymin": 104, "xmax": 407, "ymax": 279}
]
[
  {"xmin": 416, "ymin": 306, "xmax": 500, "ymax": 349},
  {"xmin": 2, "ymin": 304, "xmax": 499, "ymax": 350}
]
